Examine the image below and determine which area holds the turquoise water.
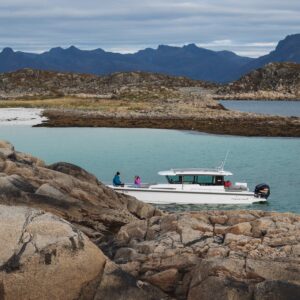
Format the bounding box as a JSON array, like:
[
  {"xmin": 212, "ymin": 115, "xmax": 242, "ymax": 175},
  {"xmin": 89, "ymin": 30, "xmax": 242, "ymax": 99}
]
[
  {"xmin": 1, "ymin": 126, "xmax": 299, "ymax": 213},
  {"xmin": 220, "ymin": 100, "xmax": 300, "ymax": 117}
]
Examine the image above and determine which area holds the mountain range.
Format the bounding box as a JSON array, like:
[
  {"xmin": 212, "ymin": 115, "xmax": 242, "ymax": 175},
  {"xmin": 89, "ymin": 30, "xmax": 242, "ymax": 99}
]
[{"xmin": 0, "ymin": 34, "xmax": 299, "ymax": 83}]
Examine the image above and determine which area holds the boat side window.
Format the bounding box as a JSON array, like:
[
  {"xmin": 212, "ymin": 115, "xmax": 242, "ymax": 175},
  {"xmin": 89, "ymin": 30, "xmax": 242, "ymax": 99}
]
[
  {"xmin": 195, "ymin": 175, "xmax": 214, "ymax": 185},
  {"xmin": 182, "ymin": 175, "xmax": 195, "ymax": 184},
  {"xmin": 166, "ymin": 175, "xmax": 182, "ymax": 184}
]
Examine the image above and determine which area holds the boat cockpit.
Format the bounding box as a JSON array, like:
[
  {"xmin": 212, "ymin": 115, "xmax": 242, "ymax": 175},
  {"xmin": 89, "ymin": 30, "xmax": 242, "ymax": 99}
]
[{"xmin": 166, "ymin": 175, "xmax": 225, "ymax": 186}]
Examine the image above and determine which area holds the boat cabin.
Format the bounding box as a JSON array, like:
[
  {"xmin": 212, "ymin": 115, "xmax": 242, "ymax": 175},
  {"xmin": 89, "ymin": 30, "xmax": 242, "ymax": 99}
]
[{"xmin": 158, "ymin": 168, "xmax": 233, "ymax": 186}]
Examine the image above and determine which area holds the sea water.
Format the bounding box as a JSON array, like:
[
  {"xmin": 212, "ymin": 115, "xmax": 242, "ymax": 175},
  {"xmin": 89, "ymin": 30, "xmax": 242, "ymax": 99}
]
[
  {"xmin": 220, "ymin": 100, "xmax": 300, "ymax": 117},
  {"xmin": 1, "ymin": 126, "xmax": 299, "ymax": 213}
]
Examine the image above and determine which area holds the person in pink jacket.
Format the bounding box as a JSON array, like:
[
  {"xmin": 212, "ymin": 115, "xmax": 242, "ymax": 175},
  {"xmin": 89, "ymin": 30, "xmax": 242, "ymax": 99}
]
[{"xmin": 134, "ymin": 175, "xmax": 141, "ymax": 186}]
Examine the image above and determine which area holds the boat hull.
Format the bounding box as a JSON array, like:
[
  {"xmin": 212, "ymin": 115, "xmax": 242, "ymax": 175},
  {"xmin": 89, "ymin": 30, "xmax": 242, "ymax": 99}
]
[{"xmin": 108, "ymin": 186, "xmax": 267, "ymax": 205}]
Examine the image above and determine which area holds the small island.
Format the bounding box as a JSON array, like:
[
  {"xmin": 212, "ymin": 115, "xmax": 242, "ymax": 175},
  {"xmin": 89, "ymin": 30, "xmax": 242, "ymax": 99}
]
[{"xmin": 0, "ymin": 63, "xmax": 299, "ymax": 137}]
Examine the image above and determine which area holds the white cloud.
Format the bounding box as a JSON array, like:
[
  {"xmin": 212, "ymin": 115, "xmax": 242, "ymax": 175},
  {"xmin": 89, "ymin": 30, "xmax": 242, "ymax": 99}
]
[
  {"xmin": 245, "ymin": 42, "xmax": 277, "ymax": 47},
  {"xmin": 235, "ymin": 50, "xmax": 270, "ymax": 58}
]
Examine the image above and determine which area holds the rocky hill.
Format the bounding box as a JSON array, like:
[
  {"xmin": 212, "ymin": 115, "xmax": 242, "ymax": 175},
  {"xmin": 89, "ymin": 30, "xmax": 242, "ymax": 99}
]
[
  {"xmin": 1, "ymin": 33, "xmax": 299, "ymax": 83},
  {"xmin": 0, "ymin": 68, "xmax": 215, "ymax": 100},
  {"xmin": 0, "ymin": 140, "xmax": 300, "ymax": 299},
  {"xmin": 217, "ymin": 62, "xmax": 300, "ymax": 100}
]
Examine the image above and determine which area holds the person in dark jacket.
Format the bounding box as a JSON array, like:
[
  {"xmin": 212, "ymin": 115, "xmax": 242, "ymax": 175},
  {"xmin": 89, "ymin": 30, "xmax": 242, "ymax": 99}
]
[{"xmin": 113, "ymin": 171, "xmax": 123, "ymax": 186}]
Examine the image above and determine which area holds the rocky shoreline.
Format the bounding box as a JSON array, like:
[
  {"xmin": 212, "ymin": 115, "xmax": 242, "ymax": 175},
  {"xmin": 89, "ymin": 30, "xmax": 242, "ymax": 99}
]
[
  {"xmin": 0, "ymin": 140, "xmax": 299, "ymax": 299},
  {"xmin": 115, "ymin": 210, "xmax": 300, "ymax": 299},
  {"xmin": 40, "ymin": 109, "xmax": 300, "ymax": 137},
  {"xmin": 214, "ymin": 93, "xmax": 300, "ymax": 101}
]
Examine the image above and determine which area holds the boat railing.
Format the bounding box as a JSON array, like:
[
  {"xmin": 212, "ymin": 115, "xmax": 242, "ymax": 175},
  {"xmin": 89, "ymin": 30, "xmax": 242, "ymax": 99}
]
[
  {"xmin": 124, "ymin": 183, "xmax": 155, "ymax": 188},
  {"xmin": 225, "ymin": 185, "xmax": 248, "ymax": 191}
]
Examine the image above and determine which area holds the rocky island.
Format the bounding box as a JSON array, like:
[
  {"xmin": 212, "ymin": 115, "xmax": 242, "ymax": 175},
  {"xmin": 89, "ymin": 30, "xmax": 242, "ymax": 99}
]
[
  {"xmin": 0, "ymin": 140, "xmax": 299, "ymax": 299},
  {"xmin": 216, "ymin": 62, "xmax": 300, "ymax": 100},
  {"xmin": 0, "ymin": 67, "xmax": 300, "ymax": 137}
]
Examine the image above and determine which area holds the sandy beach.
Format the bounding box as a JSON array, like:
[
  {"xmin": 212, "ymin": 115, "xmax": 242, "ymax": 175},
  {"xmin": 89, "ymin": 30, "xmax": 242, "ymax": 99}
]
[{"xmin": 0, "ymin": 108, "xmax": 47, "ymax": 126}]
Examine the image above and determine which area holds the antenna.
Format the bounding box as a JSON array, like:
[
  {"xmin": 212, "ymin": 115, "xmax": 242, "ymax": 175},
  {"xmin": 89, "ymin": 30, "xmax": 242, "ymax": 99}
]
[{"xmin": 218, "ymin": 150, "xmax": 230, "ymax": 171}]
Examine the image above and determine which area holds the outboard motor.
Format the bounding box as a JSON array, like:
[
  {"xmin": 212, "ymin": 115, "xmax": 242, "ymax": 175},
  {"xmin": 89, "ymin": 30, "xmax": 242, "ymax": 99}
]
[{"xmin": 254, "ymin": 183, "xmax": 270, "ymax": 199}]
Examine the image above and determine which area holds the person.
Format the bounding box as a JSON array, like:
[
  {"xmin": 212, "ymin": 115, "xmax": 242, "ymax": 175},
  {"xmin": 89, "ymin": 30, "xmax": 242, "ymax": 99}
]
[
  {"xmin": 224, "ymin": 180, "xmax": 232, "ymax": 188},
  {"xmin": 113, "ymin": 171, "xmax": 123, "ymax": 186},
  {"xmin": 134, "ymin": 175, "xmax": 141, "ymax": 186}
]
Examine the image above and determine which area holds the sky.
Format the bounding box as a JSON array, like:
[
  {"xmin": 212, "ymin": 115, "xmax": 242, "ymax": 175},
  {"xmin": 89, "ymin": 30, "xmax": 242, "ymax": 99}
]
[{"xmin": 0, "ymin": 0, "xmax": 299, "ymax": 57}]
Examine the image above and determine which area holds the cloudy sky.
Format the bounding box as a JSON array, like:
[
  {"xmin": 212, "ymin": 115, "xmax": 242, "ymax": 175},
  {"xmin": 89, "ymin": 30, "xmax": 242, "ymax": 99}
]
[{"xmin": 0, "ymin": 0, "xmax": 299, "ymax": 57}]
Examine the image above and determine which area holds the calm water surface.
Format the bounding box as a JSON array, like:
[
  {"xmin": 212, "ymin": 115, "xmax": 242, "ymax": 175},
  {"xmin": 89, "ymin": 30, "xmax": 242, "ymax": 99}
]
[
  {"xmin": 220, "ymin": 100, "xmax": 300, "ymax": 117},
  {"xmin": 1, "ymin": 127, "xmax": 299, "ymax": 213}
]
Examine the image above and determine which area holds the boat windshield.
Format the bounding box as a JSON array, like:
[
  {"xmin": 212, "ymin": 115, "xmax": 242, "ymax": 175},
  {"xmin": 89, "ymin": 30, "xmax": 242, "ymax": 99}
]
[
  {"xmin": 166, "ymin": 175, "xmax": 224, "ymax": 185},
  {"xmin": 166, "ymin": 175, "xmax": 182, "ymax": 184}
]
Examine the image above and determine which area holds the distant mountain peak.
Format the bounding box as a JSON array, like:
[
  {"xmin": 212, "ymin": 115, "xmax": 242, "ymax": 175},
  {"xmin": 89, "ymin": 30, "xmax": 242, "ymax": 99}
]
[
  {"xmin": 240, "ymin": 33, "xmax": 300, "ymax": 74},
  {"xmin": 49, "ymin": 47, "xmax": 64, "ymax": 53},
  {"xmin": 275, "ymin": 33, "xmax": 300, "ymax": 52},
  {"xmin": 184, "ymin": 43, "xmax": 198, "ymax": 49},
  {"xmin": 48, "ymin": 46, "xmax": 81, "ymax": 53},
  {"xmin": 1, "ymin": 47, "xmax": 14, "ymax": 55},
  {"xmin": 66, "ymin": 45, "xmax": 79, "ymax": 52},
  {"xmin": 91, "ymin": 48, "xmax": 106, "ymax": 54},
  {"xmin": 157, "ymin": 44, "xmax": 175, "ymax": 50}
]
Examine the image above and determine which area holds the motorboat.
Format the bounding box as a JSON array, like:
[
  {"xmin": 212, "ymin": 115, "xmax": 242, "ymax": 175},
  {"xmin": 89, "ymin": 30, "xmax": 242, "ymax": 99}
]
[{"xmin": 108, "ymin": 167, "xmax": 270, "ymax": 205}]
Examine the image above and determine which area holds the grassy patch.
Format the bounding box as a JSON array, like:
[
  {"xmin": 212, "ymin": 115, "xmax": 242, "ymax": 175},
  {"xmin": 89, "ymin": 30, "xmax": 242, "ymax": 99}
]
[{"xmin": 0, "ymin": 97, "xmax": 153, "ymax": 112}]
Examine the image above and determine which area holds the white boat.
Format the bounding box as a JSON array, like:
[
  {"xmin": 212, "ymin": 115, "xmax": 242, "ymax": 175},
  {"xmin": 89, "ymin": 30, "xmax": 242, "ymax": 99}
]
[{"xmin": 108, "ymin": 167, "xmax": 270, "ymax": 205}]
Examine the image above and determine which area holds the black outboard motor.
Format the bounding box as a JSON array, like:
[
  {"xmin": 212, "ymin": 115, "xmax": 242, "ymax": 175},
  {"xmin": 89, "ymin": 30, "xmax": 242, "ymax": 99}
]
[{"xmin": 254, "ymin": 183, "xmax": 270, "ymax": 199}]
